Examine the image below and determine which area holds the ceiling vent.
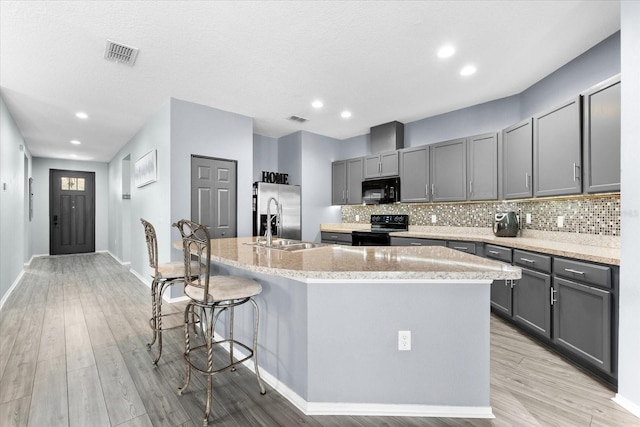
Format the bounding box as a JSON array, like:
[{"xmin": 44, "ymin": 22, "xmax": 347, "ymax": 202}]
[
  {"xmin": 104, "ymin": 40, "xmax": 139, "ymax": 66},
  {"xmin": 287, "ymin": 115, "xmax": 308, "ymax": 123}
]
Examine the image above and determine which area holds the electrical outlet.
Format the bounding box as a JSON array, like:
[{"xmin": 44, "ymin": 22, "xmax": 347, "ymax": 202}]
[
  {"xmin": 431, "ymin": 215, "xmax": 437, "ymax": 224},
  {"xmin": 557, "ymin": 216, "xmax": 564, "ymax": 228},
  {"xmin": 355, "ymin": 214, "xmax": 360, "ymax": 222},
  {"xmin": 526, "ymin": 213, "xmax": 532, "ymax": 224},
  {"xmin": 398, "ymin": 330, "xmax": 411, "ymax": 351}
]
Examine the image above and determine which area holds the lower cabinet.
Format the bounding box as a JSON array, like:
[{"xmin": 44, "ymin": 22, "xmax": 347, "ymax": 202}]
[
  {"xmin": 320, "ymin": 231, "xmax": 352, "ymax": 245},
  {"xmin": 513, "ymin": 267, "xmax": 552, "ymax": 339},
  {"xmin": 390, "ymin": 236, "xmax": 446, "ymax": 246},
  {"xmin": 486, "ymin": 244, "xmax": 514, "ymax": 317},
  {"xmin": 553, "ymin": 277, "xmax": 612, "ymax": 374}
]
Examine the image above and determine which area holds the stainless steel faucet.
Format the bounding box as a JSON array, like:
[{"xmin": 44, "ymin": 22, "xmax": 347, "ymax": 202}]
[{"xmin": 265, "ymin": 197, "xmax": 280, "ymax": 247}]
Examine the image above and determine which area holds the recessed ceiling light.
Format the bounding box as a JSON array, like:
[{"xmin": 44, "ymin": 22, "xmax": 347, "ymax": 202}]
[
  {"xmin": 75, "ymin": 112, "xmax": 89, "ymax": 119},
  {"xmin": 341, "ymin": 110, "xmax": 352, "ymax": 119},
  {"xmin": 70, "ymin": 139, "xmax": 81, "ymax": 145},
  {"xmin": 69, "ymin": 154, "xmax": 78, "ymax": 158},
  {"xmin": 312, "ymin": 100, "xmax": 323, "ymax": 109},
  {"xmin": 437, "ymin": 45, "xmax": 455, "ymax": 59},
  {"xmin": 460, "ymin": 65, "xmax": 477, "ymax": 76}
]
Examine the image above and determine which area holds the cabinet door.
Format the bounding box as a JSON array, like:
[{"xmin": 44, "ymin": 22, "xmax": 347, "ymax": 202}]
[
  {"xmin": 513, "ymin": 268, "xmax": 551, "ymax": 339},
  {"xmin": 400, "ymin": 146, "xmax": 429, "ymax": 202},
  {"xmin": 346, "ymin": 158, "xmax": 363, "ymax": 204},
  {"xmin": 430, "ymin": 138, "xmax": 467, "ymax": 202},
  {"xmin": 390, "ymin": 237, "xmax": 446, "ymax": 246},
  {"xmin": 583, "ymin": 76, "xmax": 621, "ymax": 194},
  {"xmin": 331, "ymin": 161, "xmax": 346, "ymax": 205},
  {"xmin": 380, "ymin": 151, "xmax": 399, "ymax": 176},
  {"xmin": 534, "ymin": 97, "xmax": 582, "ymax": 197},
  {"xmin": 503, "ymin": 119, "xmax": 533, "ymax": 199},
  {"xmin": 491, "ymin": 280, "xmax": 513, "ymax": 317},
  {"xmin": 364, "ymin": 155, "xmax": 381, "ymax": 179},
  {"xmin": 468, "ymin": 133, "xmax": 498, "ymax": 201},
  {"xmin": 553, "ymin": 277, "xmax": 612, "ymax": 374}
]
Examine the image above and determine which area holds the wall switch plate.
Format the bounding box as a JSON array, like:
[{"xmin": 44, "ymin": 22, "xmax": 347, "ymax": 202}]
[
  {"xmin": 398, "ymin": 330, "xmax": 411, "ymax": 351},
  {"xmin": 526, "ymin": 213, "xmax": 532, "ymax": 224},
  {"xmin": 431, "ymin": 215, "xmax": 437, "ymax": 224},
  {"xmin": 557, "ymin": 216, "xmax": 564, "ymax": 228}
]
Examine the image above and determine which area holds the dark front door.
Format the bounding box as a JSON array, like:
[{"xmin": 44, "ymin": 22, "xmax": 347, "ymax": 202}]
[
  {"xmin": 50, "ymin": 169, "xmax": 96, "ymax": 255},
  {"xmin": 191, "ymin": 156, "xmax": 237, "ymax": 239}
]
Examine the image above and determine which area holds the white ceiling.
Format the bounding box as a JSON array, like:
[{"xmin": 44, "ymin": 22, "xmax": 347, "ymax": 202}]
[{"xmin": 0, "ymin": 1, "xmax": 620, "ymax": 163}]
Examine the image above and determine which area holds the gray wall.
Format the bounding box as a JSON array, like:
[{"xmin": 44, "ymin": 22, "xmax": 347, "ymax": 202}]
[
  {"xmin": 253, "ymin": 133, "xmax": 278, "ymax": 183},
  {"xmin": 277, "ymin": 132, "xmax": 302, "ymax": 186},
  {"xmin": 619, "ymin": 2, "xmax": 640, "ymax": 412},
  {"xmin": 0, "ymin": 95, "xmax": 31, "ymax": 307},
  {"xmin": 31, "ymin": 158, "xmax": 109, "ymax": 256},
  {"xmin": 108, "ymin": 100, "xmax": 171, "ymax": 283}
]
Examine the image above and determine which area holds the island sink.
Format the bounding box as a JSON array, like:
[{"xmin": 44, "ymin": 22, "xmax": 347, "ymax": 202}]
[{"xmin": 246, "ymin": 238, "xmax": 328, "ymax": 252}]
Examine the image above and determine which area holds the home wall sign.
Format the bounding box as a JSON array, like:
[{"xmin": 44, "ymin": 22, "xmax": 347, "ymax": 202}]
[
  {"xmin": 135, "ymin": 150, "xmax": 157, "ymax": 187},
  {"xmin": 261, "ymin": 171, "xmax": 289, "ymax": 184}
]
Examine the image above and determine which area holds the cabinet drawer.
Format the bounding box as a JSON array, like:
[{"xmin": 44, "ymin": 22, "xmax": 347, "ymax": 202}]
[
  {"xmin": 447, "ymin": 241, "xmax": 476, "ymax": 254},
  {"xmin": 390, "ymin": 237, "xmax": 446, "ymax": 247},
  {"xmin": 485, "ymin": 245, "xmax": 512, "ymax": 263},
  {"xmin": 514, "ymin": 250, "xmax": 551, "ymax": 273},
  {"xmin": 554, "ymin": 258, "xmax": 611, "ymax": 288},
  {"xmin": 320, "ymin": 232, "xmax": 352, "ymax": 244}
]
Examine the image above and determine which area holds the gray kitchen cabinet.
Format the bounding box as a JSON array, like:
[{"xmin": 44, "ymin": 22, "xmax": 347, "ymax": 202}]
[
  {"xmin": 503, "ymin": 119, "xmax": 533, "ymax": 199},
  {"xmin": 320, "ymin": 231, "xmax": 352, "ymax": 246},
  {"xmin": 390, "ymin": 236, "xmax": 446, "ymax": 246},
  {"xmin": 533, "ymin": 97, "xmax": 582, "ymax": 197},
  {"xmin": 553, "ymin": 276, "xmax": 612, "ymax": 374},
  {"xmin": 331, "ymin": 157, "xmax": 363, "ymax": 205},
  {"xmin": 430, "ymin": 138, "xmax": 467, "ymax": 202},
  {"xmin": 447, "ymin": 240, "xmax": 477, "ymax": 255},
  {"xmin": 513, "ymin": 250, "xmax": 552, "ymax": 339},
  {"xmin": 486, "ymin": 244, "xmax": 514, "ymax": 317},
  {"xmin": 467, "ymin": 132, "xmax": 498, "ymax": 201},
  {"xmin": 582, "ymin": 75, "xmax": 621, "ymax": 194},
  {"xmin": 399, "ymin": 145, "xmax": 429, "ymax": 202},
  {"xmin": 364, "ymin": 151, "xmax": 399, "ymax": 178}
]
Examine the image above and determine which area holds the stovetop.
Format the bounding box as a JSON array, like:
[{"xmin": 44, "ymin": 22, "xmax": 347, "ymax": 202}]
[{"xmin": 360, "ymin": 214, "xmax": 409, "ymax": 233}]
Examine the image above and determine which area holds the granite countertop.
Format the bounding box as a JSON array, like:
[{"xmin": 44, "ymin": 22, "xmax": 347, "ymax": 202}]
[
  {"xmin": 201, "ymin": 236, "xmax": 521, "ymax": 282},
  {"xmin": 320, "ymin": 224, "xmax": 620, "ymax": 266}
]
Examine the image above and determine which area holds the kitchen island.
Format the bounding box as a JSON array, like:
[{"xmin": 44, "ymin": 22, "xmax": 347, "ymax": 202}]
[{"xmin": 187, "ymin": 236, "xmax": 520, "ymax": 418}]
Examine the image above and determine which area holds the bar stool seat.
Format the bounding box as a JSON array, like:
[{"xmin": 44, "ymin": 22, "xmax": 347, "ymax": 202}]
[{"xmin": 174, "ymin": 219, "xmax": 265, "ymax": 426}]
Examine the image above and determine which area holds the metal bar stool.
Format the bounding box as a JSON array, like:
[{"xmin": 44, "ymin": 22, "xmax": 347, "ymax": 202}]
[
  {"xmin": 140, "ymin": 218, "xmax": 199, "ymax": 365},
  {"xmin": 173, "ymin": 219, "xmax": 265, "ymax": 426}
]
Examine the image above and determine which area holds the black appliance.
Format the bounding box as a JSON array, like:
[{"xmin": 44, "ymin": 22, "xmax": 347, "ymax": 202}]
[
  {"xmin": 493, "ymin": 211, "xmax": 519, "ymax": 237},
  {"xmin": 352, "ymin": 214, "xmax": 409, "ymax": 246},
  {"xmin": 362, "ymin": 177, "xmax": 400, "ymax": 205}
]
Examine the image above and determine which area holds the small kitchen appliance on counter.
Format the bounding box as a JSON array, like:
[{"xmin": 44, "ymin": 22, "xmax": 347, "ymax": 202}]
[
  {"xmin": 493, "ymin": 211, "xmax": 519, "ymax": 237},
  {"xmin": 351, "ymin": 214, "xmax": 409, "ymax": 246}
]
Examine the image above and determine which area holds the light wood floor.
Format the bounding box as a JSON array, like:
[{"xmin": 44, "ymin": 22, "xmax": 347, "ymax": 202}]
[{"xmin": 1, "ymin": 253, "xmax": 638, "ymax": 427}]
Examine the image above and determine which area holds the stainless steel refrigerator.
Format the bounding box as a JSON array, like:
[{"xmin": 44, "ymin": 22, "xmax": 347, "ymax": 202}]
[{"xmin": 252, "ymin": 182, "xmax": 301, "ymax": 240}]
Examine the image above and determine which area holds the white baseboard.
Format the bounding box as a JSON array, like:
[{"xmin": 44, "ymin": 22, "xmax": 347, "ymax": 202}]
[
  {"xmin": 0, "ymin": 269, "xmax": 25, "ymax": 313},
  {"xmin": 211, "ymin": 332, "xmax": 493, "ymax": 418},
  {"xmin": 613, "ymin": 394, "xmax": 640, "ymax": 419},
  {"xmin": 104, "ymin": 250, "xmax": 131, "ymax": 266}
]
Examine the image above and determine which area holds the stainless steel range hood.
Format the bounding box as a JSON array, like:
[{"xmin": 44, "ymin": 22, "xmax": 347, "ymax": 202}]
[{"xmin": 370, "ymin": 121, "xmax": 404, "ymax": 154}]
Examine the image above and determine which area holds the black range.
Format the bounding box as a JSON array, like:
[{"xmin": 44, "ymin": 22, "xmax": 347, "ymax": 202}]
[{"xmin": 351, "ymin": 214, "xmax": 409, "ymax": 246}]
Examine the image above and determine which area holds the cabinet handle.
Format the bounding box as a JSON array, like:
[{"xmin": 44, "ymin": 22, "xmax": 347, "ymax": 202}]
[
  {"xmin": 525, "ymin": 173, "xmax": 530, "ymax": 189},
  {"xmin": 564, "ymin": 268, "xmax": 585, "ymax": 275},
  {"xmin": 573, "ymin": 163, "xmax": 581, "ymax": 181},
  {"xmin": 342, "ymin": 190, "xmax": 345, "ymax": 202},
  {"xmin": 453, "ymin": 246, "xmax": 468, "ymax": 250},
  {"xmin": 469, "ymin": 180, "xmax": 473, "ymax": 195},
  {"xmin": 378, "ymin": 162, "xmax": 382, "ymax": 173},
  {"xmin": 550, "ymin": 288, "xmax": 557, "ymax": 305},
  {"xmin": 431, "ymin": 184, "xmax": 435, "ymax": 196},
  {"xmin": 488, "ymin": 250, "xmax": 500, "ymax": 255},
  {"xmin": 346, "ymin": 189, "xmax": 350, "ymax": 200},
  {"xmin": 520, "ymin": 258, "xmax": 536, "ymax": 264},
  {"xmin": 425, "ymin": 184, "xmax": 429, "ymax": 197},
  {"xmin": 410, "ymin": 242, "xmax": 422, "ymax": 246},
  {"xmin": 507, "ymin": 279, "xmax": 515, "ymax": 289}
]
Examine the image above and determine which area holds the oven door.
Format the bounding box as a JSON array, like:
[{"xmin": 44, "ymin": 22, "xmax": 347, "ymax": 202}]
[{"xmin": 351, "ymin": 231, "xmax": 390, "ymax": 246}]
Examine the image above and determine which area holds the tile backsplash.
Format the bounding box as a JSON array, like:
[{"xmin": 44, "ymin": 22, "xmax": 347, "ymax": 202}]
[{"xmin": 341, "ymin": 194, "xmax": 620, "ymax": 236}]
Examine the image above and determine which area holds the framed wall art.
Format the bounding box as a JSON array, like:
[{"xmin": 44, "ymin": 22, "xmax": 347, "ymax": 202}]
[{"xmin": 134, "ymin": 149, "xmax": 157, "ymax": 187}]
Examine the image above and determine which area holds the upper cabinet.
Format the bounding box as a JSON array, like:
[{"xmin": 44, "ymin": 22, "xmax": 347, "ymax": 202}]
[
  {"xmin": 533, "ymin": 97, "xmax": 582, "ymax": 197},
  {"xmin": 430, "ymin": 138, "xmax": 467, "ymax": 202},
  {"xmin": 503, "ymin": 119, "xmax": 533, "ymax": 199},
  {"xmin": 582, "ymin": 75, "xmax": 621, "ymax": 194},
  {"xmin": 364, "ymin": 151, "xmax": 399, "ymax": 179},
  {"xmin": 468, "ymin": 132, "xmax": 498, "ymax": 201},
  {"xmin": 331, "ymin": 157, "xmax": 363, "ymax": 205},
  {"xmin": 400, "ymin": 145, "xmax": 429, "ymax": 202}
]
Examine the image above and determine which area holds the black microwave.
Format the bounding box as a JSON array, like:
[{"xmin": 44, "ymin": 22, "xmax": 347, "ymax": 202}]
[{"xmin": 362, "ymin": 177, "xmax": 400, "ymax": 204}]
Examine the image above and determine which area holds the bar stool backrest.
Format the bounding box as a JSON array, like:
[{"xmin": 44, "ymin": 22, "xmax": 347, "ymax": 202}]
[
  {"xmin": 173, "ymin": 219, "xmax": 212, "ymax": 302},
  {"xmin": 140, "ymin": 218, "xmax": 159, "ymax": 278}
]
